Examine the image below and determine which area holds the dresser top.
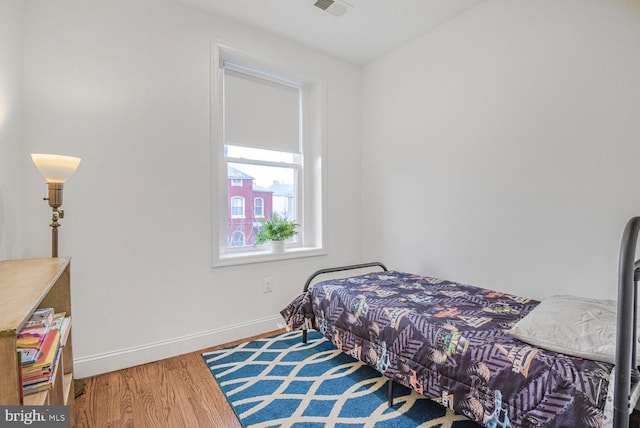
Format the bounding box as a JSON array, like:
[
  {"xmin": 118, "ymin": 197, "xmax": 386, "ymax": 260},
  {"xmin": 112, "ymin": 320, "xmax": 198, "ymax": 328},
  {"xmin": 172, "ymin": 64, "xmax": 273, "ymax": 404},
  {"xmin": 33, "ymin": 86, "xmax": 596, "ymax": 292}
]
[{"xmin": 0, "ymin": 258, "xmax": 71, "ymax": 335}]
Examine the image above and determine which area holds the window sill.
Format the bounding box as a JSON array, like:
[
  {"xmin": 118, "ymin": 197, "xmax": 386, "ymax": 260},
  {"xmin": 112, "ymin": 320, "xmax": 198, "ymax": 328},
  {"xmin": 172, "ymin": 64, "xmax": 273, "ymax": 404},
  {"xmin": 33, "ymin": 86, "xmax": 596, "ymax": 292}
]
[{"xmin": 213, "ymin": 246, "xmax": 326, "ymax": 268}]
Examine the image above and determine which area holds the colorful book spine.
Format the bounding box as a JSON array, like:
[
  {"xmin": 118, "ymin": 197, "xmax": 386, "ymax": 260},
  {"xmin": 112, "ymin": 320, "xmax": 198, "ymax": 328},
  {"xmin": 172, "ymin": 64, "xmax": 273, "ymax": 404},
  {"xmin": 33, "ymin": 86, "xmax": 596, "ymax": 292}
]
[
  {"xmin": 17, "ymin": 351, "xmax": 24, "ymax": 404},
  {"xmin": 23, "ymin": 307, "xmax": 54, "ymax": 329},
  {"xmin": 51, "ymin": 313, "xmax": 71, "ymax": 344}
]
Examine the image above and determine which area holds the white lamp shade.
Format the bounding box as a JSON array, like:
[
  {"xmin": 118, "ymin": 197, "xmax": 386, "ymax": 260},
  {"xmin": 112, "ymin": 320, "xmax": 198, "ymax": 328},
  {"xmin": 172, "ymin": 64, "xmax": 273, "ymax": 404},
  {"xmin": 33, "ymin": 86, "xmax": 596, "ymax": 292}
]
[{"xmin": 31, "ymin": 153, "xmax": 82, "ymax": 183}]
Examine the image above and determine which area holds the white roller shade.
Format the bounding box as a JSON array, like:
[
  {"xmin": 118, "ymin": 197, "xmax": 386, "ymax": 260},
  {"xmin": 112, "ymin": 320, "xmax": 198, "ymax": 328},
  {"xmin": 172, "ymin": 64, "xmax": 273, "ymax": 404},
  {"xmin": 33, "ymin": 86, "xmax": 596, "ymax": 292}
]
[{"xmin": 224, "ymin": 66, "xmax": 301, "ymax": 154}]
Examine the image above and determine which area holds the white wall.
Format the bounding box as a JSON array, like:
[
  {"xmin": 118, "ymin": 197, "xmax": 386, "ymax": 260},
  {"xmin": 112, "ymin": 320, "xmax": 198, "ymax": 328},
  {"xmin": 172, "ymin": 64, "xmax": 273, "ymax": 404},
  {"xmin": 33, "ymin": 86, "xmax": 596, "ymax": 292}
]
[
  {"xmin": 21, "ymin": 0, "xmax": 362, "ymax": 377},
  {"xmin": 17, "ymin": 0, "xmax": 640, "ymax": 378},
  {"xmin": 0, "ymin": 0, "xmax": 24, "ymax": 260},
  {"xmin": 361, "ymin": 0, "xmax": 640, "ymax": 300}
]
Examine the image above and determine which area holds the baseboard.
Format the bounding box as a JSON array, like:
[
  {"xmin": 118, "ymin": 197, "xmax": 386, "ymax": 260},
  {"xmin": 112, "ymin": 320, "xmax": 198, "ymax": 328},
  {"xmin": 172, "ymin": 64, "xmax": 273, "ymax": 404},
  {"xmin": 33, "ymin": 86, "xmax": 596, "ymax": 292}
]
[{"xmin": 74, "ymin": 315, "xmax": 284, "ymax": 378}]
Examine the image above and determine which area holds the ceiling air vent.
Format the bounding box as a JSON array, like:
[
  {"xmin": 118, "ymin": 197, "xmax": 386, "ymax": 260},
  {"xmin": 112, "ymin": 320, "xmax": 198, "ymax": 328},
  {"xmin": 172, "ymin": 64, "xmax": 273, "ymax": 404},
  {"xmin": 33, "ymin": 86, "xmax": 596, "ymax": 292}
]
[{"xmin": 313, "ymin": 0, "xmax": 352, "ymax": 17}]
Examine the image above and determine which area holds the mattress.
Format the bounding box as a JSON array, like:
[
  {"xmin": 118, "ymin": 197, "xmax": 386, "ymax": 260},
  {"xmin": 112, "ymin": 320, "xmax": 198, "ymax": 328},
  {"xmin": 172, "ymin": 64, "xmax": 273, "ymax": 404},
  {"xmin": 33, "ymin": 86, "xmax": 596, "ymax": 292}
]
[{"xmin": 282, "ymin": 270, "xmax": 615, "ymax": 428}]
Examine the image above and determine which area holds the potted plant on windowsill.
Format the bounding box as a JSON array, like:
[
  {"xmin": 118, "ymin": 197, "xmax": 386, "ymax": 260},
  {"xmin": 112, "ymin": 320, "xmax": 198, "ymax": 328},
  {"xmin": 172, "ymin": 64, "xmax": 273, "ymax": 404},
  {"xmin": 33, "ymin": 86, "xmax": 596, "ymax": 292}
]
[{"xmin": 255, "ymin": 213, "xmax": 299, "ymax": 253}]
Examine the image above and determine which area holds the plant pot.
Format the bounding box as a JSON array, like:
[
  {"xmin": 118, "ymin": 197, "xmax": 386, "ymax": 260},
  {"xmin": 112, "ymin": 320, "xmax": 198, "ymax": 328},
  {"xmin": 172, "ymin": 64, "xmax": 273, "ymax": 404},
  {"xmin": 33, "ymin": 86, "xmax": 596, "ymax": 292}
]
[{"xmin": 270, "ymin": 240, "xmax": 286, "ymax": 253}]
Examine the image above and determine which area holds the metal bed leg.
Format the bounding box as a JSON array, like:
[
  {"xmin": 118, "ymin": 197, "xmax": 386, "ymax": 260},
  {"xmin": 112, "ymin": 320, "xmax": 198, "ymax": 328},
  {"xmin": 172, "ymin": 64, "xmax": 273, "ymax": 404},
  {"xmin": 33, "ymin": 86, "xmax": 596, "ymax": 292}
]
[
  {"xmin": 302, "ymin": 329, "xmax": 307, "ymax": 344},
  {"xmin": 388, "ymin": 379, "xmax": 394, "ymax": 407}
]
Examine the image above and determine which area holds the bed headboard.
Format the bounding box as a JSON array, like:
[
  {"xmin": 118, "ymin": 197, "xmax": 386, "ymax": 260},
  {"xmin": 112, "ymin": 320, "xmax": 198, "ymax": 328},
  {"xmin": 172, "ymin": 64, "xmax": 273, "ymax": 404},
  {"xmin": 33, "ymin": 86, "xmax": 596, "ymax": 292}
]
[{"xmin": 302, "ymin": 262, "xmax": 388, "ymax": 292}]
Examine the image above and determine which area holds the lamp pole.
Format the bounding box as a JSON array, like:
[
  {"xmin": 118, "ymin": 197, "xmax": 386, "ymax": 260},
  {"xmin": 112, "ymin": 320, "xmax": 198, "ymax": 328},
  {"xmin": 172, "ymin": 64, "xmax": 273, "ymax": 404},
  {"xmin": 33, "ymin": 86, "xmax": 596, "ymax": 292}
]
[
  {"xmin": 43, "ymin": 181, "xmax": 66, "ymax": 257},
  {"xmin": 50, "ymin": 208, "xmax": 62, "ymax": 257}
]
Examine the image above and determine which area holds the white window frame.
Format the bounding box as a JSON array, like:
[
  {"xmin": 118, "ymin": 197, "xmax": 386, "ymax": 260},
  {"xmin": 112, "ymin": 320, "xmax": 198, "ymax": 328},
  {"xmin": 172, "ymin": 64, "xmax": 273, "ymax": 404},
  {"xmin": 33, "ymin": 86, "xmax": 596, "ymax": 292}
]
[
  {"xmin": 231, "ymin": 179, "xmax": 243, "ymax": 187},
  {"xmin": 211, "ymin": 42, "xmax": 327, "ymax": 267}
]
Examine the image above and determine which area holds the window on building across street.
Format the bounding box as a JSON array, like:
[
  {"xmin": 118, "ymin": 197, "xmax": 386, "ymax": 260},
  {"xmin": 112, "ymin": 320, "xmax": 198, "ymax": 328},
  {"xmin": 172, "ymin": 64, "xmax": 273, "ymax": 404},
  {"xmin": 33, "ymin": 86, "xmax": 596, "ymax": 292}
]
[
  {"xmin": 230, "ymin": 231, "xmax": 245, "ymax": 247},
  {"xmin": 230, "ymin": 196, "xmax": 244, "ymax": 219},
  {"xmin": 212, "ymin": 44, "xmax": 326, "ymax": 266},
  {"xmin": 254, "ymin": 197, "xmax": 264, "ymax": 218}
]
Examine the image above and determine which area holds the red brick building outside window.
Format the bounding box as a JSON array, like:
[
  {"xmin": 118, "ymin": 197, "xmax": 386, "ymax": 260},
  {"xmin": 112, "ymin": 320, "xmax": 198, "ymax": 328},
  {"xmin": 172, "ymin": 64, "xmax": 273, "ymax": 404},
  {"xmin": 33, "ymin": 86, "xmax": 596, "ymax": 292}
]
[{"xmin": 227, "ymin": 166, "xmax": 273, "ymax": 247}]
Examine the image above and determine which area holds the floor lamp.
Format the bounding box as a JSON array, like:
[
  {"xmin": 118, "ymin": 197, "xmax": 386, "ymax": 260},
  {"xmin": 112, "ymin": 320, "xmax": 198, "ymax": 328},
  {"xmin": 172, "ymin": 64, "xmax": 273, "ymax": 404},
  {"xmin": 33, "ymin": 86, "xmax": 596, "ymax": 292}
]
[
  {"xmin": 31, "ymin": 153, "xmax": 84, "ymax": 396},
  {"xmin": 31, "ymin": 153, "xmax": 81, "ymax": 257}
]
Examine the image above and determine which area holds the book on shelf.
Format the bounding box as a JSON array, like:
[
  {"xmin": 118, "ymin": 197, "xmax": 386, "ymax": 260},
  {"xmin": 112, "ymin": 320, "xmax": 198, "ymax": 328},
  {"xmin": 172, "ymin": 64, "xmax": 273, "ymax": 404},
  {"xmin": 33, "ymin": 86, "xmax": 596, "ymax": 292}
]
[
  {"xmin": 51, "ymin": 312, "xmax": 71, "ymax": 344},
  {"xmin": 50, "ymin": 312, "xmax": 66, "ymax": 328},
  {"xmin": 22, "ymin": 329, "xmax": 59, "ymax": 373},
  {"xmin": 17, "ymin": 351, "xmax": 24, "ymax": 403},
  {"xmin": 17, "ymin": 311, "xmax": 69, "ymax": 365},
  {"xmin": 17, "ymin": 326, "xmax": 50, "ymax": 365},
  {"xmin": 22, "ymin": 371, "xmax": 50, "ymax": 386},
  {"xmin": 22, "ymin": 346, "xmax": 62, "ymax": 394},
  {"xmin": 23, "ymin": 380, "xmax": 53, "ymax": 395},
  {"xmin": 17, "ymin": 324, "xmax": 51, "ymax": 348},
  {"xmin": 23, "ymin": 370, "xmax": 57, "ymax": 395},
  {"xmin": 23, "ymin": 307, "xmax": 54, "ymax": 329},
  {"xmin": 21, "ymin": 329, "xmax": 62, "ymax": 396},
  {"xmin": 18, "ymin": 347, "xmax": 39, "ymax": 366}
]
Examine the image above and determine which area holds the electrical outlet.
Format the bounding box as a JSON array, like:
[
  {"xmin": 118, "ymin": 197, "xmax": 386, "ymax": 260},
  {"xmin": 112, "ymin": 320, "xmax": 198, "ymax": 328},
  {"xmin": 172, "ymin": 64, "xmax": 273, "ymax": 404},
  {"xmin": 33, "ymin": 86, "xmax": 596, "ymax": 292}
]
[{"xmin": 263, "ymin": 277, "xmax": 273, "ymax": 293}]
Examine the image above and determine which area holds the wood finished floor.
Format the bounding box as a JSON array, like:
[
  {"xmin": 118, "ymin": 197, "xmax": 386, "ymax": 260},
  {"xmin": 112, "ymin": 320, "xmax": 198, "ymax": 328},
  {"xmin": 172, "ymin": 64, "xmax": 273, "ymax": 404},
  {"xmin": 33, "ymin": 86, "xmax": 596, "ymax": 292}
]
[{"xmin": 74, "ymin": 329, "xmax": 285, "ymax": 428}]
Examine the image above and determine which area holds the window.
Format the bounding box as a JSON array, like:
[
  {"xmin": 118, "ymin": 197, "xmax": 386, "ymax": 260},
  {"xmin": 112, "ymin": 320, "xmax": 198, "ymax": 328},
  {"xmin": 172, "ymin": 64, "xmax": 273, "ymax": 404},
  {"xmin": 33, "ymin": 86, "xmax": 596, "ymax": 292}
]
[
  {"xmin": 212, "ymin": 43, "xmax": 326, "ymax": 266},
  {"xmin": 230, "ymin": 231, "xmax": 245, "ymax": 247},
  {"xmin": 254, "ymin": 197, "xmax": 264, "ymax": 218},
  {"xmin": 231, "ymin": 197, "xmax": 244, "ymax": 218}
]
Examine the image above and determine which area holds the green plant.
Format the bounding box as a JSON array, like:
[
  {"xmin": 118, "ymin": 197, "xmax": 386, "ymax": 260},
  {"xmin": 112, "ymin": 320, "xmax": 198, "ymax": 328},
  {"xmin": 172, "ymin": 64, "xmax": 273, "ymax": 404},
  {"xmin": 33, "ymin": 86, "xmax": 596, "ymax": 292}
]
[{"xmin": 255, "ymin": 213, "xmax": 299, "ymax": 244}]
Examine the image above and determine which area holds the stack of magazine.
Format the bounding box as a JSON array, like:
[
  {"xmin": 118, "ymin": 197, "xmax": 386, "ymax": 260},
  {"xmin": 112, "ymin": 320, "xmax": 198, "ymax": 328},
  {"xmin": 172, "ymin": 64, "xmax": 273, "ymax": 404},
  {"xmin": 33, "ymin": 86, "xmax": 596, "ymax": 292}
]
[{"xmin": 17, "ymin": 308, "xmax": 71, "ymax": 395}]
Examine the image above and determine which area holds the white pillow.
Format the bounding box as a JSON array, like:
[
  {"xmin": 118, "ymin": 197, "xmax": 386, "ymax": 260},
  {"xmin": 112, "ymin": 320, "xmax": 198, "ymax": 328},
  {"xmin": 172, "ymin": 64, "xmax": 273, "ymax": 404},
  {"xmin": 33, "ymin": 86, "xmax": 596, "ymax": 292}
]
[{"xmin": 508, "ymin": 295, "xmax": 634, "ymax": 365}]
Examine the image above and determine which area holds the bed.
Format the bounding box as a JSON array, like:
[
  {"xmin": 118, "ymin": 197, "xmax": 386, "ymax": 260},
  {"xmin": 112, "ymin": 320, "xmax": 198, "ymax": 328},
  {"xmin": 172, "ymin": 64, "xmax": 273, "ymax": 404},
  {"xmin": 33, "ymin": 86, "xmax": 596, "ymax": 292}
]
[{"xmin": 281, "ymin": 217, "xmax": 640, "ymax": 428}]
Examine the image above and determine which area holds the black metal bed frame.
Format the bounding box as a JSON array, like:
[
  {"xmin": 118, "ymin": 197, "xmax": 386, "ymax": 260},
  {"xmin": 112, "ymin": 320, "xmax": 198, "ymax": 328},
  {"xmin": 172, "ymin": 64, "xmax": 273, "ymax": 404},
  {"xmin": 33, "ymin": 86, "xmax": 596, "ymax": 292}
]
[
  {"xmin": 301, "ymin": 262, "xmax": 388, "ymax": 344},
  {"xmin": 614, "ymin": 216, "xmax": 640, "ymax": 428},
  {"xmin": 298, "ymin": 218, "xmax": 640, "ymax": 426}
]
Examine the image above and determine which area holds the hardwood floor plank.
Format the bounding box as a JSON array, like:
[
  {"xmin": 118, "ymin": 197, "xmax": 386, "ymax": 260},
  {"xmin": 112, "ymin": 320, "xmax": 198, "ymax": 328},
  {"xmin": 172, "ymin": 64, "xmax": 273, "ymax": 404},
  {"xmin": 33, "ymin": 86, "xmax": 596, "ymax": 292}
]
[
  {"xmin": 120, "ymin": 369, "xmax": 136, "ymax": 428},
  {"xmin": 165, "ymin": 356, "xmax": 215, "ymax": 426},
  {"xmin": 75, "ymin": 330, "xmax": 283, "ymax": 427},
  {"xmin": 131, "ymin": 362, "xmax": 165, "ymax": 427}
]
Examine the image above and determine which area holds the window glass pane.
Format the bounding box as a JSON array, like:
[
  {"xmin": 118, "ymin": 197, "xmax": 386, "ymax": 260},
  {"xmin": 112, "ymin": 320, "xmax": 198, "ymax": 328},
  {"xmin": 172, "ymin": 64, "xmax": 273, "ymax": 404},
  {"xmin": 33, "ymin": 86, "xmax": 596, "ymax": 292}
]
[
  {"xmin": 226, "ymin": 162, "xmax": 298, "ymax": 247},
  {"xmin": 230, "ymin": 231, "xmax": 245, "ymax": 247},
  {"xmin": 225, "ymin": 145, "xmax": 299, "ymax": 164},
  {"xmin": 254, "ymin": 198, "xmax": 264, "ymax": 217},
  {"xmin": 230, "ymin": 196, "xmax": 244, "ymax": 218}
]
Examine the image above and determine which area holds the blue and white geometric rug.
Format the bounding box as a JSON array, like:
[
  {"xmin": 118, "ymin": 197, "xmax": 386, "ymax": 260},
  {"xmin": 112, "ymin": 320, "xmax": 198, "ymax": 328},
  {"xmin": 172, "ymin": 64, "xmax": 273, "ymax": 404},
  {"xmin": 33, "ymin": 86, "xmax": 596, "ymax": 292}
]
[{"xmin": 202, "ymin": 330, "xmax": 479, "ymax": 428}]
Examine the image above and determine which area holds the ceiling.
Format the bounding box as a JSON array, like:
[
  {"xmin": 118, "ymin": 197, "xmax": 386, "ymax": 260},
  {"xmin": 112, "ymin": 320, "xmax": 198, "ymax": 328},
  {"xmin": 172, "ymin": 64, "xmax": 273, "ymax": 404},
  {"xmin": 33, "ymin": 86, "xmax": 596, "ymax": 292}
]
[{"xmin": 177, "ymin": 0, "xmax": 485, "ymax": 66}]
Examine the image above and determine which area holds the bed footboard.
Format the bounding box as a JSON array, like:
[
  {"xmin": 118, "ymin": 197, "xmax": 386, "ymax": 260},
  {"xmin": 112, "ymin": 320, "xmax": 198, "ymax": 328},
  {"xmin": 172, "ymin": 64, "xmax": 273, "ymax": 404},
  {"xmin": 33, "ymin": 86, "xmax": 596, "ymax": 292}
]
[
  {"xmin": 614, "ymin": 216, "xmax": 640, "ymax": 428},
  {"xmin": 301, "ymin": 262, "xmax": 387, "ymax": 343}
]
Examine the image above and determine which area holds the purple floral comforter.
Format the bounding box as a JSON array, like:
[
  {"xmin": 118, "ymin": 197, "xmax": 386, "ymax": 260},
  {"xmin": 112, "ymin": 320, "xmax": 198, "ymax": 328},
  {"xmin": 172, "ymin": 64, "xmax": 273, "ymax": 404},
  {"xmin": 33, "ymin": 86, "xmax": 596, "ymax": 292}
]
[{"xmin": 281, "ymin": 271, "xmax": 612, "ymax": 428}]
